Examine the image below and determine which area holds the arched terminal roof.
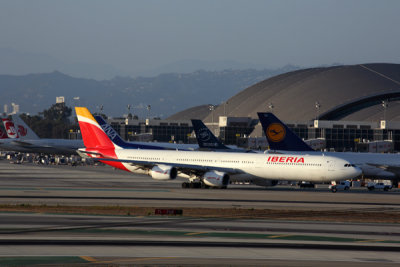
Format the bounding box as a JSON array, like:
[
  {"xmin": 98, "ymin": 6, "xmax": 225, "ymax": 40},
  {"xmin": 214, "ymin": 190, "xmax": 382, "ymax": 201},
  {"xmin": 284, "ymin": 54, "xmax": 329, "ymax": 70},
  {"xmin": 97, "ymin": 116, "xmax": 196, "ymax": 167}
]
[{"xmin": 170, "ymin": 63, "xmax": 400, "ymax": 122}]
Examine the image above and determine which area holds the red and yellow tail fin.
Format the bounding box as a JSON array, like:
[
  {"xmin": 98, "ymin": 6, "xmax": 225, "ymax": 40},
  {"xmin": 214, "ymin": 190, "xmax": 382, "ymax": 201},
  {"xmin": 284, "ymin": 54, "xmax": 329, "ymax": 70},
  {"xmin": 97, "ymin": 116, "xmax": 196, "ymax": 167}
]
[{"xmin": 75, "ymin": 107, "xmax": 116, "ymax": 149}]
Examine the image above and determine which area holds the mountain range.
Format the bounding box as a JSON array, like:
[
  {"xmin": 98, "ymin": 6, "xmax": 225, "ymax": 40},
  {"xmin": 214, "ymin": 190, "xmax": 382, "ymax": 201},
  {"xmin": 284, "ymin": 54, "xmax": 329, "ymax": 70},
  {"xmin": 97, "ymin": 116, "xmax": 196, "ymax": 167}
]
[{"xmin": 0, "ymin": 67, "xmax": 298, "ymax": 119}]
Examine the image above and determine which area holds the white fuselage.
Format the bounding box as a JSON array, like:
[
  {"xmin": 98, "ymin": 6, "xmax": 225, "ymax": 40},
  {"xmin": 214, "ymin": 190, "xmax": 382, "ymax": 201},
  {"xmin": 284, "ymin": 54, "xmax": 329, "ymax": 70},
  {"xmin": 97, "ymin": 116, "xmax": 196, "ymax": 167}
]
[
  {"xmin": 0, "ymin": 138, "xmax": 83, "ymax": 155},
  {"xmin": 269, "ymin": 150, "xmax": 400, "ymax": 179},
  {"xmin": 111, "ymin": 149, "xmax": 361, "ymax": 182}
]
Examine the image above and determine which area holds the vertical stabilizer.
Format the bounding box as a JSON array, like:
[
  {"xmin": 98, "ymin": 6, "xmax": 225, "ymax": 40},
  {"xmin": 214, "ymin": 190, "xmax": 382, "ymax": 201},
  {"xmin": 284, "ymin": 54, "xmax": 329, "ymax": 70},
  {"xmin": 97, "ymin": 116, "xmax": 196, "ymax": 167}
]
[
  {"xmin": 2, "ymin": 118, "xmax": 19, "ymax": 139},
  {"xmin": 11, "ymin": 115, "xmax": 39, "ymax": 140},
  {"xmin": 257, "ymin": 112, "xmax": 314, "ymax": 151},
  {"xmin": 75, "ymin": 107, "xmax": 117, "ymax": 149},
  {"xmin": 76, "ymin": 107, "xmax": 130, "ymax": 171},
  {"xmin": 94, "ymin": 115, "xmax": 168, "ymax": 150},
  {"xmin": 191, "ymin": 119, "xmax": 229, "ymax": 150},
  {"xmin": 0, "ymin": 127, "xmax": 8, "ymax": 139}
]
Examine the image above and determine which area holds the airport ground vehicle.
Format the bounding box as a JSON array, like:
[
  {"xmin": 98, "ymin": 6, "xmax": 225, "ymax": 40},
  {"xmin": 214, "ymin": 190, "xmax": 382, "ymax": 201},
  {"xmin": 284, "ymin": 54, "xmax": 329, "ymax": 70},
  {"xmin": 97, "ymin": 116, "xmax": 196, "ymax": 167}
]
[
  {"xmin": 329, "ymin": 180, "xmax": 350, "ymax": 192},
  {"xmin": 299, "ymin": 181, "xmax": 315, "ymax": 188},
  {"xmin": 367, "ymin": 182, "xmax": 392, "ymax": 191}
]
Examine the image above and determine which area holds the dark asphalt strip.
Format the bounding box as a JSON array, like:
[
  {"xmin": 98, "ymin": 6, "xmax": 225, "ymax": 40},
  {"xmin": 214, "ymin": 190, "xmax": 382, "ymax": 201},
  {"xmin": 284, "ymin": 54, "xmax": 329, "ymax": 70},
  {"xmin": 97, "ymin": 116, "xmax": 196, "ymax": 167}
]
[
  {"xmin": 1, "ymin": 239, "xmax": 400, "ymax": 251},
  {"xmin": 0, "ymin": 194, "xmax": 399, "ymax": 207}
]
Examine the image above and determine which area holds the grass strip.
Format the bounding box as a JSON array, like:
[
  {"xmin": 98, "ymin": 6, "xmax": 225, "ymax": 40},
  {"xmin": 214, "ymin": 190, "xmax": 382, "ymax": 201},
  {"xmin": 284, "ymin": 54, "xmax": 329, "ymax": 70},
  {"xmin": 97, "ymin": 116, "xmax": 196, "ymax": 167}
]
[{"xmin": 0, "ymin": 204, "xmax": 399, "ymax": 223}]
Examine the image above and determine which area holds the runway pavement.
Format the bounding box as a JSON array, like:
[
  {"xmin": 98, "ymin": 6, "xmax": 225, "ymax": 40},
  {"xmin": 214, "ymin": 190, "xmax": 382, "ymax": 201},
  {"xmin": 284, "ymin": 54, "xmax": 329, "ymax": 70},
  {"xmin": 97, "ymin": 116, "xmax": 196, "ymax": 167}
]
[{"xmin": 0, "ymin": 160, "xmax": 399, "ymax": 266}]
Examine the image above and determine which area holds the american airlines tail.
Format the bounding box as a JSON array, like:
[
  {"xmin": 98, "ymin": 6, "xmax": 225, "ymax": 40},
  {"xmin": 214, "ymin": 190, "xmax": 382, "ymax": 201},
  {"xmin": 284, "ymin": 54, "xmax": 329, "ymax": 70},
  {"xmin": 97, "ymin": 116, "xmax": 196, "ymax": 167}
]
[{"xmin": 257, "ymin": 112, "xmax": 314, "ymax": 151}]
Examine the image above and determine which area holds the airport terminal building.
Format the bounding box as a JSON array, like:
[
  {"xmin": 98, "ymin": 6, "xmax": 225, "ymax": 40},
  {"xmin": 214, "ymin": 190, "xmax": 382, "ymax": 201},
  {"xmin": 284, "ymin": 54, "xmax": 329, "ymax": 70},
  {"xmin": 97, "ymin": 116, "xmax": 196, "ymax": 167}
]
[
  {"xmin": 104, "ymin": 64, "xmax": 400, "ymax": 153},
  {"xmin": 105, "ymin": 115, "xmax": 398, "ymax": 153}
]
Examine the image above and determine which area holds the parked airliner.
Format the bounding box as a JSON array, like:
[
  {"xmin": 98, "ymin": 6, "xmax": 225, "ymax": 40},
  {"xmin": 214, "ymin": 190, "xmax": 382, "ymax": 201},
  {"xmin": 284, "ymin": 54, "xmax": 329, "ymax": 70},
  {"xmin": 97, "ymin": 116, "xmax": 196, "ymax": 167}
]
[
  {"xmin": 0, "ymin": 116, "xmax": 83, "ymax": 155},
  {"xmin": 258, "ymin": 112, "xmax": 400, "ymax": 180},
  {"xmin": 191, "ymin": 119, "xmax": 252, "ymax": 152},
  {"xmin": 0, "ymin": 127, "xmax": 7, "ymax": 139},
  {"xmin": 76, "ymin": 107, "xmax": 361, "ymax": 189},
  {"xmin": 94, "ymin": 115, "xmax": 197, "ymax": 151}
]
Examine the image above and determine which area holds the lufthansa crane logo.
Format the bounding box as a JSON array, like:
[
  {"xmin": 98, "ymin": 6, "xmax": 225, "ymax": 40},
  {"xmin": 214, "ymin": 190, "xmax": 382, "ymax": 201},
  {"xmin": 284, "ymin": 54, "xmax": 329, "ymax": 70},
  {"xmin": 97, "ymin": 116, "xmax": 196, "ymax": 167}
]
[
  {"xmin": 198, "ymin": 128, "xmax": 211, "ymax": 141},
  {"xmin": 266, "ymin": 123, "xmax": 286, "ymax": 142}
]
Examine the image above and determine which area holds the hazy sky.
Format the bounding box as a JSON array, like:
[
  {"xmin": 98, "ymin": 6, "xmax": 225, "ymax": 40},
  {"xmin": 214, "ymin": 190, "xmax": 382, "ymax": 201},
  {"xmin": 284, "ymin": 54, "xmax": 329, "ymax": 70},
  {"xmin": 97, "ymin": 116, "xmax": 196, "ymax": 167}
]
[{"xmin": 1, "ymin": 0, "xmax": 400, "ymax": 76}]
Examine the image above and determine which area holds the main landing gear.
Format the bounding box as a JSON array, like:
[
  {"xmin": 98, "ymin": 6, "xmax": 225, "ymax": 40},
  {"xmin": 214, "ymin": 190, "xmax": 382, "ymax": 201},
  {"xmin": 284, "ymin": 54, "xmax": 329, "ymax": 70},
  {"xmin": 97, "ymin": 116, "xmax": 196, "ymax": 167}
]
[
  {"xmin": 181, "ymin": 182, "xmax": 227, "ymax": 189},
  {"xmin": 182, "ymin": 182, "xmax": 202, "ymax": 188}
]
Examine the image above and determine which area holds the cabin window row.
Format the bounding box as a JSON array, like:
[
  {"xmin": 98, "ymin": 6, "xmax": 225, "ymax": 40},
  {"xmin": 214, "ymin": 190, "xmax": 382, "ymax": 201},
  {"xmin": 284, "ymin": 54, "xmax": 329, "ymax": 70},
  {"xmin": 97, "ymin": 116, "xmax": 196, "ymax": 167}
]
[
  {"xmin": 176, "ymin": 158, "xmax": 213, "ymax": 163},
  {"xmin": 266, "ymin": 162, "xmax": 322, "ymax": 166},
  {"xmin": 129, "ymin": 156, "xmax": 161, "ymax": 161}
]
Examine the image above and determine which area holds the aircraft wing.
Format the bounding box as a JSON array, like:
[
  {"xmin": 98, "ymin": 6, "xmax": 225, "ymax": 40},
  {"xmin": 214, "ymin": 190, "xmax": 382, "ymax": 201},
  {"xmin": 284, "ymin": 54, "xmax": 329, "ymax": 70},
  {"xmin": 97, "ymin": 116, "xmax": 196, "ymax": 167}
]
[
  {"xmin": 366, "ymin": 162, "xmax": 389, "ymax": 169},
  {"xmin": 10, "ymin": 140, "xmax": 35, "ymax": 146},
  {"xmin": 80, "ymin": 150, "xmax": 243, "ymax": 176},
  {"xmin": 10, "ymin": 140, "xmax": 57, "ymax": 149},
  {"xmin": 365, "ymin": 163, "xmax": 400, "ymax": 176}
]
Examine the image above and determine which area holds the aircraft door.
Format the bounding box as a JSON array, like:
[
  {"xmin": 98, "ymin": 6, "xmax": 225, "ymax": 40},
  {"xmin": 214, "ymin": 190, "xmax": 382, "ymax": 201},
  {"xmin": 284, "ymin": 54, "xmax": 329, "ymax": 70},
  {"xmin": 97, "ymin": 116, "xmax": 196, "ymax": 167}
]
[{"xmin": 327, "ymin": 160, "xmax": 335, "ymax": 172}]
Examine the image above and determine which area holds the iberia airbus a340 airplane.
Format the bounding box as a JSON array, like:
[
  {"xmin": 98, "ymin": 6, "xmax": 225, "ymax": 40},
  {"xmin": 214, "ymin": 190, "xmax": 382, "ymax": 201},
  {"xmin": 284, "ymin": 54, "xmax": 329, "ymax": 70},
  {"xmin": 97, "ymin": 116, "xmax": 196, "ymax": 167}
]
[{"xmin": 75, "ymin": 107, "xmax": 361, "ymax": 189}]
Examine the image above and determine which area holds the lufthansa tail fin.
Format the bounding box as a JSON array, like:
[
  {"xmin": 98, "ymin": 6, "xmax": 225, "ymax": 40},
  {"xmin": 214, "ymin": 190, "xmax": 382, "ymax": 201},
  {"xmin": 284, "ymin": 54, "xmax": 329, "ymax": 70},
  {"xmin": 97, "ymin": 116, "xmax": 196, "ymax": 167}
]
[
  {"xmin": 93, "ymin": 115, "xmax": 166, "ymax": 150},
  {"xmin": 11, "ymin": 115, "xmax": 40, "ymax": 140},
  {"xmin": 191, "ymin": 119, "xmax": 229, "ymax": 150},
  {"xmin": 257, "ymin": 112, "xmax": 314, "ymax": 151},
  {"xmin": 75, "ymin": 107, "xmax": 117, "ymax": 149}
]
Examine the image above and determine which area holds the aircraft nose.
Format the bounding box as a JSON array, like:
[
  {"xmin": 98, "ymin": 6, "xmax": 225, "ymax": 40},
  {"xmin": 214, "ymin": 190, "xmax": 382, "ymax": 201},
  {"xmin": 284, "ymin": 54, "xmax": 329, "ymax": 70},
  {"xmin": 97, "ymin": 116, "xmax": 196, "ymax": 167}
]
[{"xmin": 351, "ymin": 166, "xmax": 362, "ymax": 178}]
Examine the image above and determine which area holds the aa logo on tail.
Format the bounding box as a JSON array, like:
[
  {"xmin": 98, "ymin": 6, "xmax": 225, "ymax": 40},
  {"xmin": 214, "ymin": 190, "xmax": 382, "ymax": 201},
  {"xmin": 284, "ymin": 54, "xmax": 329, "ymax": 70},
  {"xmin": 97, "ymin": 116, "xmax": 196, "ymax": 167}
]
[{"xmin": 266, "ymin": 123, "xmax": 286, "ymax": 142}]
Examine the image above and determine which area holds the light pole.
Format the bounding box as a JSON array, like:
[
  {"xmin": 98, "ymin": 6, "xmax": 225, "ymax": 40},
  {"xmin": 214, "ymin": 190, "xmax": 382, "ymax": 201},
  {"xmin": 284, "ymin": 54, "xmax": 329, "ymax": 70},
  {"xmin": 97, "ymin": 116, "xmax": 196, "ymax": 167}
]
[
  {"xmin": 127, "ymin": 104, "xmax": 132, "ymax": 119},
  {"xmin": 224, "ymin": 101, "xmax": 229, "ymax": 116},
  {"xmin": 382, "ymin": 100, "xmax": 388, "ymax": 121},
  {"xmin": 72, "ymin": 96, "xmax": 80, "ymax": 121},
  {"xmin": 268, "ymin": 103, "xmax": 274, "ymax": 113},
  {"xmin": 209, "ymin": 104, "xmax": 215, "ymax": 124},
  {"xmin": 97, "ymin": 105, "xmax": 103, "ymax": 114},
  {"xmin": 147, "ymin": 105, "xmax": 151, "ymax": 119},
  {"xmin": 315, "ymin": 101, "xmax": 321, "ymax": 120}
]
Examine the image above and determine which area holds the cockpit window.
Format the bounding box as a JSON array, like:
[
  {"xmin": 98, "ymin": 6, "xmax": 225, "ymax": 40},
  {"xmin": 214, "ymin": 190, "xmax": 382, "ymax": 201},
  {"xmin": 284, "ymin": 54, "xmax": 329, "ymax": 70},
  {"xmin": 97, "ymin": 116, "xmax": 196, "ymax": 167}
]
[{"xmin": 344, "ymin": 164, "xmax": 356, "ymax": 167}]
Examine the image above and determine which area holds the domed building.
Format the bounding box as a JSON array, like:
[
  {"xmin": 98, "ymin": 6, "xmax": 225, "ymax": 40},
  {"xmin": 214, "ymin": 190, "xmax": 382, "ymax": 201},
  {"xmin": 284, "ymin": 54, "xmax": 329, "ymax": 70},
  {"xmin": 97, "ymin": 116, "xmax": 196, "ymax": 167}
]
[
  {"xmin": 201, "ymin": 63, "xmax": 400, "ymax": 122},
  {"xmin": 170, "ymin": 63, "xmax": 400, "ymax": 151}
]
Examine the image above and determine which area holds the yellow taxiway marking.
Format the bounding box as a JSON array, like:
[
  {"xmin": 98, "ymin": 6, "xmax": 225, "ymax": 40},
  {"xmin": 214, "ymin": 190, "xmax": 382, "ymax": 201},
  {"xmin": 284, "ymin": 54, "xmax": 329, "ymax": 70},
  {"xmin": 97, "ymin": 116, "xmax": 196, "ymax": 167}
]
[
  {"xmin": 185, "ymin": 232, "xmax": 207, "ymax": 236},
  {"xmin": 80, "ymin": 256, "xmax": 96, "ymax": 262},
  {"xmin": 96, "ymin": 257, "xmax": 178, "ymax": 264},
  {"xmin": 268, "ymin": 234, "xmax": 292, "ymax": 238}
]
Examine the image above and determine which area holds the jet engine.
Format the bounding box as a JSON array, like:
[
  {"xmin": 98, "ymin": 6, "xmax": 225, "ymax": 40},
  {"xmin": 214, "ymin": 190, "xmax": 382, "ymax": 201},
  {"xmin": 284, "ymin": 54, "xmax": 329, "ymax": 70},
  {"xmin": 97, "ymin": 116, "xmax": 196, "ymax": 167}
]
[
  {"xmin": 202, "ymin": 171, "xmax": 230, "ymax": 188},
  {"xmin": 150, "ymin": 165, "xmax": 177, "ymax": 180}
]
